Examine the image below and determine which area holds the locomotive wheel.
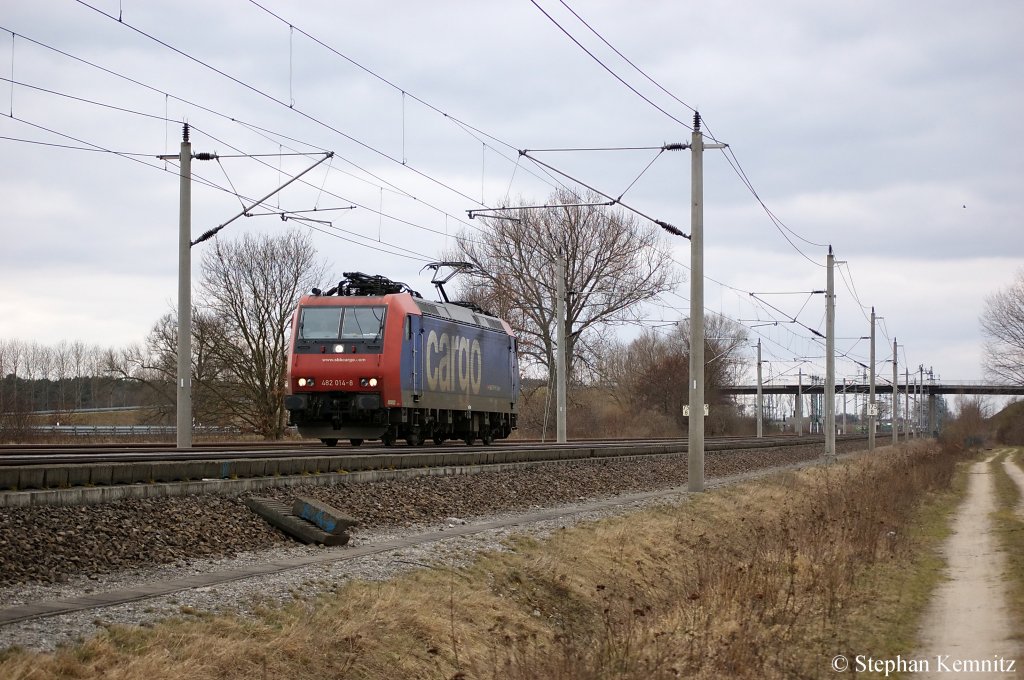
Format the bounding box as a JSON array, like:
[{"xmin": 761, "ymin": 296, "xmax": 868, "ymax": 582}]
[
  {"xmin": 480, "ymin": 431, "xmax": 493, "ymax": 446},
  {"xmin": 464, "ymin": 435, "xmax": 475, "ymax": 446},
  {"xmin": 321, "ymin": 439, "xmax": 338, "ymax": 447},
  {"xmin": 406, "ymin": 432, "xmax": 421, "ymax": 447},
  {"xmin": 350, "ymin": 439, "xmax": 363, "ymax": 447},
  {"xmin": 382, "ymin": 433, "xmax": 395, "ymax": 447},
  {"xmin": 433, "ymin": 436, "xmax": 447, "ymax": 446}
]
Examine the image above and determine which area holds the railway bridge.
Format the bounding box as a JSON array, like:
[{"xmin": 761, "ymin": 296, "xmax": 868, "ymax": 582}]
[
  {"xmin": 721, "ymin": 381, "xmax": 1024, "ymax": 434},
  {"xmin": 721, "ymin": 381, "xmax": 1024, "ymax": 396}
]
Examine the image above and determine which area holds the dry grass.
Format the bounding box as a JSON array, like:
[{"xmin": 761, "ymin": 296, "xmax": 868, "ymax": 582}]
[
  {"xmin": 990, "ymin": 448, "xmax": 1024, "ymax": 645},
  {"xmin": 0, "ymin": 441, "xmax": 967, "ymax": 679}
]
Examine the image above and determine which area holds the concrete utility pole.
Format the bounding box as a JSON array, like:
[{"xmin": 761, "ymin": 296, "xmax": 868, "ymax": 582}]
[
  {"xmin": 688, "ymin": 112, "xmax": 725, "ymax": 493},
  {"xmin": 157, "ymin": 124, "xmax": 214, "ymax": 449},
  {"xmin": 756, "ymin": 338, "xmax": 763, "ymax": 438},
  {"xmin": 796, "ymin": 368, "xmax": 803, "ymax": 436},
  {"xmin": 905, "ymin": 366, "xmax": 910, "ymax": 439},
  {"xmin": 825, "ymin": 246, "xmax": 836, "ymax": 461},
  {"xmin": 868, "ymin": 307, "xmax": 877, "ymax": 450},
  {"xmin": 176, "ymin": 126, "xmax": 192, "ymax": 450},
  {"xmin": 842, "ymin": 377, "xmax": 847, "ymax": 435},
  {"xmin": 556, "ymin": 252, "xmax": 567, "ymax": 444},
  {"xmin": 861, "ymin": 367, "xmax": 867, "ymax": 430},
  {"xmin": 921, "ymin": 364, "xmax": 929, "ymax": 432},
  {"xmin": 927, "ymin": 366, "xmax": 937, "ymax": 435},
  {"xmin": 892, "ymin": 337, "xmax": 898, "ymax": 446}
]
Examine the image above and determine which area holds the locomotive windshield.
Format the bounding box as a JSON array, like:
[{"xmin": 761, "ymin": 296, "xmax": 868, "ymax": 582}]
[{"xmin": 299, "ymin": 306, "xmax": 386, "ymax": 341}]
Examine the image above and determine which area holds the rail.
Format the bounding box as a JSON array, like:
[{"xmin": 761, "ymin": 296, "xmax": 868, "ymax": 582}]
[{"xmin": 27, "ymin": 425, "xmax": 241, "ymax": 436}]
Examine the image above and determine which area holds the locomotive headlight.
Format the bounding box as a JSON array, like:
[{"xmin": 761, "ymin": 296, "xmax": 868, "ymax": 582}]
[
  {"xmin": 333, "ymin": 344, "xmax": 345, "ymax": 353},
  {"xmin": 298, "ymin": 377, "xmax": 315, "ymax": 387},
  {"xmin": 369, "ymin": 377, "xmax": 378, "ymax": 387},
  {"xmin": 359, "ymin": 377, "xmax": 379, "ymax": 388}
]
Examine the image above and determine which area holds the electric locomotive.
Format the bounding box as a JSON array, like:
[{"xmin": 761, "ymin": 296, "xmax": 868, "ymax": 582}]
[{"xmin": 284, "ymin": 270, "xmax": 519, "ymax": 446}]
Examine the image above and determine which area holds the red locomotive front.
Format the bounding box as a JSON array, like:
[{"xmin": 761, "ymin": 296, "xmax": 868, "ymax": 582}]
[{"xmin": 285, "ymin": 288, "xmax": 420, "ymax": 446}]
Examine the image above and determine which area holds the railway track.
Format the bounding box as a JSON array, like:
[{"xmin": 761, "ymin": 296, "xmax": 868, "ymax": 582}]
[
  {"xmin": 0, "ymin": 434, "xmax": 867, "ymax": 511},
  {"xmin": 0, "ymin": 434, "xmax": 818, "ymax": 465},
  {"xmin": 0, "ymin": 442, "xmax": 864, "ymax": 633}
]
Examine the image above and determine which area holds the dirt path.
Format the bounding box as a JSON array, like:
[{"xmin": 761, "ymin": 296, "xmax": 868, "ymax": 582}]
[{"xmin": 915, "ymin": 450, "xmax": 1021, "ymax": 678}]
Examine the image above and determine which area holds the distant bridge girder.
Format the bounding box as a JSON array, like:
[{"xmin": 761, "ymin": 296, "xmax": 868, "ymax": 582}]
[{"xmin": 721, "ymin": 383, "xmax": 1024, "ymax": 396}]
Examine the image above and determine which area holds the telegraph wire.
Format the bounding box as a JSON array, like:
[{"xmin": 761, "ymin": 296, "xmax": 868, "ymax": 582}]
[{"xmin": 0, "ymin": 72, "xmax": 417, "ymax": 218}]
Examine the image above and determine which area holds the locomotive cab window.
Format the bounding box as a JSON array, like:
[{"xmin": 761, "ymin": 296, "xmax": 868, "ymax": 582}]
[
  {"xmin": 299, "ymin": 307, "xmax": 343, "ymax": 340},
  {"xmin": 341, "ymin": 306, "xmax": 386, "ymax": 340},
  {"xmin": 299, "ymin": 306, "xmax": 387, "ymax": 341}
]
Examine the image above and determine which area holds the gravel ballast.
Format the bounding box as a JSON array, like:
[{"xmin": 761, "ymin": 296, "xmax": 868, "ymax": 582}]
[{"xmin": 0, "ymin": 442, "xmax": 864, "ymax": 651}]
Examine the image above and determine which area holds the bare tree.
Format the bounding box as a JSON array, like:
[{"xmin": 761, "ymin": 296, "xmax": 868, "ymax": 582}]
[
  {"xmin": 605, "ymin": 314, "xmax": 749, "ymax": 433},
  {"xmin": 105, "ymin": 310, "xmax": 235, "ymax": 425},
  {"xmin": 446, "ymin": 189, "xmax": 681, "ymax": 382},
  {"xmin": 198, "ymin": 229, "xmax": 327, "ymax": 438},
  {"xmin": 0, "ymin": 340, "xmax": 9, "ymax": 412},
  {"xmin": 103, "ymin": 230, "xmax": 326, "ymax": 436},
  {"xmin": 0, "ymin": 340, "xmax": 32, "ymax": 441},
  {"xmin": 52, "ymin": 340, "xmax": 71, "ymax": 413},
  {"xmin": 25, "ymin": 342, "xmax": 52, "ymax": 412},
  {"xmin": 981, "ymin": 269, "xmax": 1024, "ymax": 385},
  {"xmin": 70, "ymin": 340, "xmax": 88, "ymax": 410}
]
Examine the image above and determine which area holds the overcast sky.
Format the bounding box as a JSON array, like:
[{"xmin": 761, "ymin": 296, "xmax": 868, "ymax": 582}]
[{"xmin": 1, "ymin": 0, "xmax": 1021, "ymax": 393}]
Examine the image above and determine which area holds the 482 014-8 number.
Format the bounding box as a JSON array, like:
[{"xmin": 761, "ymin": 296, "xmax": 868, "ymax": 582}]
[{"xmin": 320, "ymin": 379, "xmax": 355, "ymax": 387}]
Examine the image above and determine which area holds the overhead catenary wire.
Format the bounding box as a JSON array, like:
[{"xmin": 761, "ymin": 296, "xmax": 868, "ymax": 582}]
[
  {"xmin": 243, "ymin": 0, "xmax": 578, "ymax": 203},
  {"xmin": 527, "ymin": 0, "xmax": 694, "ymax": 133},
  {"xmin": 6, "ymin": 110, "xmax": 441, "ymax": 263},
  {"xmin": 12, "ymin": 6, "xmax": 911, "ymax": 378},
  {"xmin": 70, "ymin": 1, "xmax": 507, "ymax": 217},
  {"xmin": 245, "ymin": 2, "xmax": 678, "ymax": 236},
  {"xmin": 0, "ymin": 72, "xmax": 499, "ymax": 252},
  {"xmin": 536, "ymin": 0, "xmax": 829, "ymax": 262},
  {"xmin": 0, "ymin": 29, "xmax": 492, "ymax": 240},
  {"xmin": 0, "ymin": 132, "xmax": 153, "ymax": 156},
  {"xmin": 518, "ymin": 149, "xmax": 688, "ymax": 238},
  {"xmin": 143, "ymin": 3, "xmax": 739, "ymax": 257},
  {"xmin": 2, "ymin": 99, "xmax": 471, "ymax": 253},
  {"xmin": 190, "ymin": 122, "xmax": 489, "ymax": 247}
]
